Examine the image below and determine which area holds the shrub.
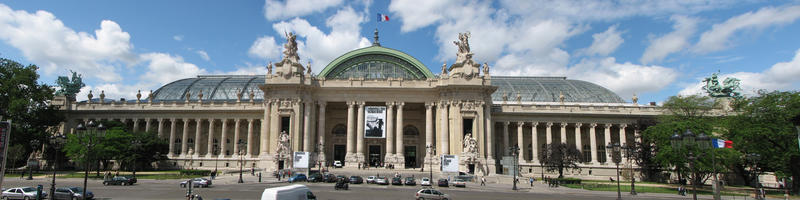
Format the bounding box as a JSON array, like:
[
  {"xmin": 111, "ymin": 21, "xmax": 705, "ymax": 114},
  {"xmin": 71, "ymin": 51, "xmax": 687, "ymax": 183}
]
[{"xmin": 179, "ymin": 169, "xmax": 211, "ymax": 176}]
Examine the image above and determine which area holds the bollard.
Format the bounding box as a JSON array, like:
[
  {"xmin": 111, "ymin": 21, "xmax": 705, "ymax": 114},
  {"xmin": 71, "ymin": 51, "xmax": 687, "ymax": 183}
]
[
  {"xmin": 36, "ymin": 184, "xmax": 43, "ymax": 200},
  {"xmin": 259, "ymin": 172, "xmax": 262, "ymax": 182}
]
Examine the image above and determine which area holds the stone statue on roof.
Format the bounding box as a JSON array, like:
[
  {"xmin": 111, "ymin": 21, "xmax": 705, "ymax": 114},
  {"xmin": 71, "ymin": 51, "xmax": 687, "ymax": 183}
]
[
  {"xmin": 283, "ymin": 32, "xmax": 299, "ymax": 63},
  {"xmin": 702, "ymin": 72, "xmax": 742, "ymax": 98},
  {"xmin": 448, "ymin": 32, "xmax": 480, "ymax": 79},
  {"xmin": 274, "ymin": 32, "xmax": 305, "ymax": 79}
]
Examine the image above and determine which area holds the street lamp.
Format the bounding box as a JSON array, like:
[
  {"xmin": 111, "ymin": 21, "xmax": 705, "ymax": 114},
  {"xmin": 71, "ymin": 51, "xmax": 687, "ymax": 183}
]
[
  {"xmin": 621, "ymin": 143, "xmax": 637, "ymax": 195},
  {"xmin": 670, "ymin": 129, "xmax": 711, "ymax": 200},
  {"xmin": 606, "ymin": 142, "xmax": 622, "ymax": 200},
  {"xmin": 130, "ymin": 140, "xmax": 142, "ymax": 179},
  {"xmin": 237, "ymin": 140, "xmax": 246, "ymax": 184},
  {"xmin": 745, "ymin": 153, "xmax": 762, "ymax": 200},
  {"xmin": 75, "ymin": 120, "xmax": 106, "ymax": 200},
  {"xmin": 49, "ymin": 133, "xmax": 67, "ymax": 200},
  {"xmin": 508, "ymin": 145, "xmax": 519, "ymax": 190},
  {"xmin": 426, "ymin": 144, "xmax": 435, "ymax": 181},
  {"xmin": 27, "ymin": 140, "xmax": 40, "ymax": 180},
  {"xmin": 212, "ymin": 145, "xmax": 220, "ymax": 179}
]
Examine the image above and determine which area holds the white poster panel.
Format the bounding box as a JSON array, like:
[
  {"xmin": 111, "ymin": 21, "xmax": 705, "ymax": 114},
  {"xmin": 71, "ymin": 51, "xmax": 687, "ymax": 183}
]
[
  {"xmin": 364, "ymin": 106, "xmax": 386, "ymax": 138},
  {"xmin": 441, "ymin": 155, "xmax": 459, "ymax": 172},
  {"xmin": 293, "ymin": 152, "xmax": 310, "ymax": 168}
]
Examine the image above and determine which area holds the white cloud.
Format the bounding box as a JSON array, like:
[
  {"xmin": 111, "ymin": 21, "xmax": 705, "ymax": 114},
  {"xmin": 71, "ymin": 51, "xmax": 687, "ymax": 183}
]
[
  {"xmin": 271, "ymin": 7, "xmax": 371, "ymax": 73},
  {"xmin": 694, "ymin": 5, "xmax": 800, "ymax": 53},
  {"xmin": 582, "ymin": 25, "xmax": 623, "ymax": 56},
  {"xmin": 569, "ymin": 57, "xmax": 678, "ymax": 99},
  {"xmin": 196, "ymin": 50, "xmax": 210, "ymax": 61},
  {"xmin": 680, "ymin": 48, "xmax": 800, "ymax": 96},
  {"xmin": 264, "ymin": 0, "xmax": 343, "ymax": 21},
  {"xmin": 640, "ymin": 15, "xmax": 698, "ymax": 64},
  {"xmin": 0, "ymin": 4, "xmax": 135, "ymax": 82},
  {"xmin": 500, "ymin": 0, "xmax": 741, "ymax": 22},
  {"xmin": 140, "ymin": 53, "xmax": 207, "ymax": 86},
  {"xmin": 173, "ymin": 35, "xmax": 183, "ymax": 41},
  {"xmin": 248, "ymin": 36, "xmax": 281, "ymax": 60},
  {"xmin": 388, "ymin": 0, "xmax": 454, "ymax": 32}
]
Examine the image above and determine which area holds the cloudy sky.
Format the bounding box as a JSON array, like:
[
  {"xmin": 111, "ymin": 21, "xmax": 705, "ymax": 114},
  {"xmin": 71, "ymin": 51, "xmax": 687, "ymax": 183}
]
[{"xmin": 1, "ymin": 0, "xmax": 799, "ymax": 104}]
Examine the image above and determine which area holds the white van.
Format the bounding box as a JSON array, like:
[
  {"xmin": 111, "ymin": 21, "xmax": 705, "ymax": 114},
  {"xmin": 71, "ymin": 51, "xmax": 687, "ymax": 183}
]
[{"xmin": 260, "ymin": 184, "xmax": 317, "ymax": 200}]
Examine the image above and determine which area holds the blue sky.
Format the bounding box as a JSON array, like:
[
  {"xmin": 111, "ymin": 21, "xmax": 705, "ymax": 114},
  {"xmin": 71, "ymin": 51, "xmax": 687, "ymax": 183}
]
[{"xmin": 1, "ymin": 0, "xmax": 799, "ymax": 104}]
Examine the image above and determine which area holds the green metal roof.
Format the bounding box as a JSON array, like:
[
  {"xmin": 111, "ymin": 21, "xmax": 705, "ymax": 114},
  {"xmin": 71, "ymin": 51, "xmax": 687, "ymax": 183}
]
[{"xmin": 317, "ymin": 45, "xmax": 435, "ymax": 79}]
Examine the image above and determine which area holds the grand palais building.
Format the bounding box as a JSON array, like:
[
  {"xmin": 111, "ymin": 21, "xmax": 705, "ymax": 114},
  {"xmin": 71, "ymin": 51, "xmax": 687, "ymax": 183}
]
[{"xmin": 54, "ymin": 31, "xmax": 662, "ymax": 177}]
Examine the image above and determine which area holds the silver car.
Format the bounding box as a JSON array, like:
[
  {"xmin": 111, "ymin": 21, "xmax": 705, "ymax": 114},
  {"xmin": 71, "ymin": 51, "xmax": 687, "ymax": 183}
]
[
  {"xmin": 415, "ymin": 189, "xmax": 449, "ymax": 200},
  {"xmin": 2, "ymin": 187, "xmax": 47, "ymax": 200},
  {"xmin": 180, "ymin": 178, "xmax": 212, "ymax": 188},
  {"xmin": 53, "ymin": 187, "xmax": 93, "ymax": 200}
]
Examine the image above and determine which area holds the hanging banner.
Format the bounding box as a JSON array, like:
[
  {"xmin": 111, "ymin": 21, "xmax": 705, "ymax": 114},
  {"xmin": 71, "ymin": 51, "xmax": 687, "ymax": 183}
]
[
  {"xmin": 0, "ymin": 121, "xmax": 11, "ymax": 189},
  {"xmin": 441, "ymin": 155, "xmax": 459, "ymax": 172},
  {"xmin": 293, "ymin": 151, "xmax": 310, "ymax": 168},
  {"xmin": 364, "ymin": 106, "xmax": 386, "ymax": 138}
]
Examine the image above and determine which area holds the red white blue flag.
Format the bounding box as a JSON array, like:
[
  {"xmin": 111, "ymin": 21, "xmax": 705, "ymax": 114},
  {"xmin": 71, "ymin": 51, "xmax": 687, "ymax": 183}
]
[
  {"xmin": 377, "ymin": 13, "xmax": 389, "ymax": 22},
  {"xmin": 712, "ymin": 138, "xmax": 733, "ymax": 148}
]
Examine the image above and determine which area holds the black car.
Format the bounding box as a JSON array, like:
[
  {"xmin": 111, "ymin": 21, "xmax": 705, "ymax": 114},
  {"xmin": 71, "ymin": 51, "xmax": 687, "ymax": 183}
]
[
  {"xmin": 308, "ymin": 173, "xmax": 323, "ymax": 182},
  {"xmin": 121, "ymin": 176, "xmax": 137, "ymax": 184},
  {"xmin": 348, "ymin": 176, "xmax": 363, "ymax": 184},
  {"xmin": 336, "ymin": 175, "xmax": 349, "ymax": 183},
  {"xmin": 391, "ymin": 177, "xmax": 403, "ymax": 185},
  {"xmin": 404, "ymin": 177, "xmax": 416, "ymax": 186},
  {"xmin": 103, "ymin": 176, "xmax": 135, "ymax": 186},
  {"xmin": 437, "ymin": 178, "xmax": 449, "ymax": 187},
  {"xmin": 323, "ymin": 174, "xmax": 338, "ymax": 183}
]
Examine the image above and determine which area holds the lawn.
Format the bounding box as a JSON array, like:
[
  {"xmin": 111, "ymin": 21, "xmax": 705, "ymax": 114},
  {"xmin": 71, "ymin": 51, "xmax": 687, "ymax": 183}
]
[{"xmin": 563, "ymin": 183, "xmax": 747, "ymax": 197}]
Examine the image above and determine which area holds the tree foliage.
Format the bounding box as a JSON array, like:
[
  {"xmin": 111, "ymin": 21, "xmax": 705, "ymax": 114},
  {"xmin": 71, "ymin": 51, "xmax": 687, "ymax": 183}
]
[
  {"xmin": 0, "ymin": 58, "xmax": 63, "ymax": 166},
  {"xmin": 64, "ymin": 120, "xmax": 168, "ymax": 171},
  {"xmin": 538, "ymin": 143, "xmax": 582, "ymax": 178}
]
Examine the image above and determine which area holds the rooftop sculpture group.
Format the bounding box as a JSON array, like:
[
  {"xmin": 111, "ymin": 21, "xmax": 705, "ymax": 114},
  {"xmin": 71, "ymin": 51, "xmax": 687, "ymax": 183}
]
[{"xmin": 702, "ymin": 72, "xmax": 742, "ymax": 98}]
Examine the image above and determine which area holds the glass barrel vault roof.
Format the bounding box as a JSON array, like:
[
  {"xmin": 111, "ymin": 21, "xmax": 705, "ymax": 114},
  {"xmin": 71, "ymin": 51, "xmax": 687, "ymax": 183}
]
[{"xmin": 152, "ymin": 75, "xmax": 264, "ymax": 101}]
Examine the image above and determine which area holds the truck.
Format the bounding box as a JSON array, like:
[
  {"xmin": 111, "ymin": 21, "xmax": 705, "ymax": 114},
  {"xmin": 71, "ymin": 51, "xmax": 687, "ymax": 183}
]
[{"xmin": 260, "ymin": 184, "xmax": 317, "ymax": 200}]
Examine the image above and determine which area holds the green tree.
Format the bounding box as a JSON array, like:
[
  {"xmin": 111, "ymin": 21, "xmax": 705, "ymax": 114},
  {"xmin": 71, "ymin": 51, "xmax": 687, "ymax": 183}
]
[
  {"xmin": 723, "ymin": 90, "xmax": 800, "ymax": 194},
  {"xmin": 64, "ymin": 120, "xmax": 168, "ymax": 172},
  {"xmin": 0, "ymin": 58, "xmax": 63, "ymax": 162},
  {"xmin": 538, "ymin": 143, "xmax": 582, "ymax": 178}
]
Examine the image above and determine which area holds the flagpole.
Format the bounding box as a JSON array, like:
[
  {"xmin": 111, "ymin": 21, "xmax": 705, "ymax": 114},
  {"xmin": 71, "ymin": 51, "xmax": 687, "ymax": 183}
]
[{"xmin": 712, "ymin": 145, "xmax": 720, "ymax": 200}]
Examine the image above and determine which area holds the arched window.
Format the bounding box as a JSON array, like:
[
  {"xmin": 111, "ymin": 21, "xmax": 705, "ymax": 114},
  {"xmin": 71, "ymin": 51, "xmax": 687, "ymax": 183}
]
[
  {"xmin": 403, "ymin": 125, "xmax": 419, "ymax": 136},
  {"xmin": 332, "ymin": 124, "xmax": 346, "ymax": 136}
]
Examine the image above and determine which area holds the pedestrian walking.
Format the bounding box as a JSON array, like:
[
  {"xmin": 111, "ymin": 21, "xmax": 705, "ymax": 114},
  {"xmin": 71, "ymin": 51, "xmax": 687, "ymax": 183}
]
[
  {"xmin": 530, "ymin": 177, "xmax": 534, "ymax": 187},
  {"xmin": 481, "ymin": 177, "xmax": 486, "ymax": 186}
]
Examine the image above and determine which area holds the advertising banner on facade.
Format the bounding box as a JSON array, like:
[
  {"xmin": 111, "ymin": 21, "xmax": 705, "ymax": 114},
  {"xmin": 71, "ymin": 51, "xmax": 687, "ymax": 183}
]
[
  {"xmin": 364, "ymin": 106, "xmax": 386, "ymax": 138},
  {"xmin": 0, "ymin": 121, "xmax": 11, "ymax": 189},
  {"xmin": 441, "ymin": 154, "xmax": 459, "ymax": 172},
  {"xmin": 293, "ymin": 152, "xmax": 310, "ymax": 168}
]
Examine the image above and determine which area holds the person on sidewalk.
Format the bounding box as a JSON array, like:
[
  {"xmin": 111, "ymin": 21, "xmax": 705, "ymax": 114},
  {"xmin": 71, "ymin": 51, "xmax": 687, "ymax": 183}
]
[
  {"xmin": 529, "ymin": 177, "xmax": 534, "ymax": 187},
  {"xmin": 481, "ymin": 177, "xmax": 486, "ymax": 186}
]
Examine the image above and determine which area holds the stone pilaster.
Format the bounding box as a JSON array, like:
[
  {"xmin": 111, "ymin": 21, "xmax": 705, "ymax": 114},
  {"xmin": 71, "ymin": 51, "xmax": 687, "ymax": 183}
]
[
  {"xmin": 247, "ymin": 119, "xmax": 255, "ymax": 157},
  {"xmin": 395, "ymin": 102, "xmax": 405, "ymax": 167},
  {"xmin": 385, "ymin": 102, "xmax": 395, "ymax": 163},
  {"xmin": 604, "ymin": 123, "xmax": 612, "ymax": 163},
  {"xmin": 516, "ymin": 122, "xmax": 525, "ymax": 162},
  {"xmin": 589, "ymin": 123, "xmax": 598, "ymax": 164},
  {"xmin": 530, "ymin": 122, "xmax": 539, "ymax": 164},
  {"xmin": 316, "ymin": 101, "xmax": 327, "ymax": 165},
  {"xmin": 168, "ymin": 118, "xmax": 177, "ymax": 157},
  {"xmin": 181, "ymin": 118, "xmax": 190, "ymax": 156},
  {"xmin": 220, "ymin": 119, "xmax": 228, "ymax": 158},
  {"xmin": 344, "ymin": 101, "xmax": 357, "ymax": 167},
  {"xmin": 206, "ymin": 119, "xmax": 215, "ymax": 158},
  {"xmin": 560, "ymin": 122, "xmax": 568, "ymax": 144},
  {"xmin": 194, "ymin": 119, "xmax": 202, "ymax": 157},
  {"xmin": 355, "ymin": 101, "xmax": 366, "ymax": 163},
  {"xmin": 503, "ymin": 121, "xmax": 509, "ymax": 156}
]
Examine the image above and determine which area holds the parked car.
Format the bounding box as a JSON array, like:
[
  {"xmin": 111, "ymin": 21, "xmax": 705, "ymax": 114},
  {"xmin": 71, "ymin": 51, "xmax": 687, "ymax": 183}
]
[
  {"xmin": 180, "ymin": 178, "xmax": 212, "ymax": 188},
  {"xmin": 348, "ymin": 176, "xmax": 363, "ymax": 184},
  {"xmin": 308, "ymin": 173, "xmax": 323, "ymax": 182},
  {"xmin": 288, "ymin": 174, "xmax": 307, "ymax": 183},
  {"xmin": 404, "ymin": 177, "xmax": 416, "ymax": 186},
  {"xmin": 323, "ymin": 174, "xmax": 338, "ymax": 183},
  {"xmin": 366, "ymin": 176, "xmax": 377, "ymax": 184},
  {"xmin": 333, "ymin": 160, "xmax": 343, "ymax": 168},
  {"xmin": 437, "ymin": 178, "xmax": 449, "ymax": 187},
  {"xmin": 336, "ymin": 175, "xmax": 349, "ymax": 183},
  {"xmin": 53, "ymin": 187, "xmax": 93, "ymax": 200},
  {"xmin": 2, "ymin": 187, "xmax": 47, "ymax": 200},
  {"xmin": 415, "ymin": 188, "xmax": 450, "ymax": 200},
  {"xmin": 420, "ymin": 177, "xmax": 431, "ymax": 186},
  {"xmin": 375, "ymin": 176, "xmax": 389, "ymax": 185},
  {"xmin": 452, "ymin": 178, "xmax": 466, "ymax": 187},
  {"xmin": 103, "ymin": 176, "xmax": 135, "ymax": 186},
  {"xmin": 120, "ymin": 175, "xmax": 137, "ymax": 184},
  {"xmin": 391, "ymin": 177, "xmax": 403, "ymax": 185}
]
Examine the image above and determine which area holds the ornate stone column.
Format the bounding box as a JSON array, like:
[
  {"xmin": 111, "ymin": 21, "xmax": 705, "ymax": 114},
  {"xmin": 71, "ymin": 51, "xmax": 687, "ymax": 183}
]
[
  {"xmin": 157, "ymin": 118, "xmax": 164, "ymax": 138},
  {"xmin": 589, "ymin": 123, "xmax": 598, "ymax": 164},
  {"xmin": 133, "ymin": 119, "xmax": 140, "ymax": 133},
  {"xmin": 145, "ymin": 118, "xmax": 152, "ymax": 132},
  {"xmin": 424, "ymin": 102, "xmax": 434, "ymax": 164},
  {"xmin": 233, "ymin": 119, "xmax": 241, "ymax": 157},
  {"xmin": 181, "ymin": 118, "xmax": 190, "ymax": 156},
  {"xmin": 194, "ymin": 119, "xmax": 202, "ymax": 157},
  {"xmin": 317, "ymin": 101, "xmax": 327, "ymax": 164},
  {"xmin": 303, "ymin": 102, "xmax": 313, "ymax": 152},
  {"xmin": 440, "ymin": 101, "xmax": 450, "ymax": 155},
  {"xmin": 345, "ymin": 101, "xmax": 356, "ymax": 164},
  {"xmin": 530, "ymin": 122, "xmax": 539, "ymax": 164},
  {"xmin": 247, "ymin": 119, "xmax": 255, "ymax": 157},
  {"xmin": 560, "ymin": 122, "xmax": 568, "ymax": 144},
  {"xmin": 168, "ymin": 118, "xmax": 177, "ymax": 157},
  {"xmin": 503, "ymin": 121, "xmax": 509, "ymax": 156},
  {"xmin": 545, "ymin": 122, "xmax": 553, "ymax": 145},
  {"xmin": 261, "ymin": 101, "xmax": 271, "ymax": 156},
  {"xmin": 206, "ymin": 119, "xmax": 215, "ymax": 158},
  {"xmin": 516, "ymin": 122, "xmax": 525, "ymax": 162},
  {"xmin": 619, "ymin": 123, "xmax": 628, "ymax": 163},
  {"xmin": 220, "ymin": 119, "xmax": 228, "ymax": 158},
  {"xmin": 385, "ymin": 102, "xmax": 395, "ymax": 161},
  {"xmin": 395, "ymin": 102, "xmax": 405, "ymax": 166},
  {"xmin": 356, "ymin": 102, "xmax": 366, "ymax": 163},
  {"xmin": 604, "ymin": 123, "xmax": 612, "ymax": 163},
  {"xmin": 484, "ymin": 103, "xmax": 494, "ymax": 162},
  {"xmin": 574, "ymin": 123, "xmax": 583, "ymax": 156}
]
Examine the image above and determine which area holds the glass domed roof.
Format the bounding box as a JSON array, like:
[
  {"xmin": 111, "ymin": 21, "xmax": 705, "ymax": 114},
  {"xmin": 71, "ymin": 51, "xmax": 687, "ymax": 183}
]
[
  {"xmin": 317, "ymin": 46, "xmax": 435, "ymax": 80},
  {"xmin": 151, "ymin": 75, "xmax": 265, "ymax": 101},
  {"xmin": 491, "ymin": 76, "xmax": 625, "ymax": 103}
]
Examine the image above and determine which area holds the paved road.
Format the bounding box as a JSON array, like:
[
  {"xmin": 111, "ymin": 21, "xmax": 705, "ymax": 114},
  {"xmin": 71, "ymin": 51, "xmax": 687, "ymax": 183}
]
[{"xmin": 1, "ymin": 177, "xmax": 685, "ymax": 200}]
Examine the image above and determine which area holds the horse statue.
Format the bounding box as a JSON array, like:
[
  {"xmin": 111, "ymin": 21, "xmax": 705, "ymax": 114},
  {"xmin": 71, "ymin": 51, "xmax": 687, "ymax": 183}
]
[{"xmin": 702, "ymin": 72, "xmax": 742, "ymax": 98}]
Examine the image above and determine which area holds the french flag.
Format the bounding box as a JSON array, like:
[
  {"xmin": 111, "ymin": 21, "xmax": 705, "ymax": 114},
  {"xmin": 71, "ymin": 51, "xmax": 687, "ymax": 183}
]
[
  {"xmin": 712, "ymin": 138, "xmax": 733, "ymax": 148},
  {"xmin": 378, "ymin": 13, "xmax": 389, "ymax": 22}
]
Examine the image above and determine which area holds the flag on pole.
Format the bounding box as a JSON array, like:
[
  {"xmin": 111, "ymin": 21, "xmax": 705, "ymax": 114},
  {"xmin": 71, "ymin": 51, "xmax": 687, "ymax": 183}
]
[
  {"xmin": 377, "ymin": 13, "xmax": 389, "ymax": 22},
  {"xmin": 712, "ymin": 138, "xmax": 733, "ymax": 148}
]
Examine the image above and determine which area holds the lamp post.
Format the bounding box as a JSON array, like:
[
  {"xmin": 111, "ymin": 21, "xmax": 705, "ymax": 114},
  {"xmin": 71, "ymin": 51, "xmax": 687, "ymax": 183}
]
[
  {"xmin": 509, "ymin": 145, "xmax": 519, "ymax": 190},
  {"xmin": 237, "ymin": 140, "xmax": 246, "ymax": 184},
  {"xmin": 670, "ymin": 129, "xmax": 711, "ymax": 200},
  {"xmin": 316, "ymin": 142, "xmax": 323, "ymax": 174},
  {"xmin": 426, "ymin": 144, "xmax": 435, "ymax": 181},
  {"xmin": 540, "ymin": 144, "xmax": 546, "ymax": 181},
  {"xmin": 130, "ymin": 139, "xmax": 142, "ymax": 179},
  {"xmin": 75, "ymin": 120, "xmax": 106, "ymax": 200},
  {"xmin": 746, "ymin": 153, "xmax": 763, "ymax": 200},
  {"xmin": 622, "ymin": 143, "xmax": 637, "ymax": 195},
  {"xmin": 27, "ymin": 140, "xmax": 40, "ymax": 180},
  {"xmin": 49, "ymin": 133, "xmax": 66, "ymax": 200},
  {"xmin": 606, "ymin": 142, "xmax": 622, "ymax": 200},
  {"xmin": 212, "ymin": 145, "xmax": 220, "ymax": 178}
]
